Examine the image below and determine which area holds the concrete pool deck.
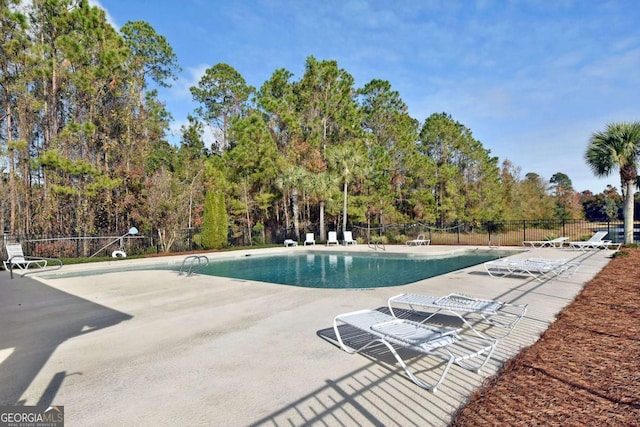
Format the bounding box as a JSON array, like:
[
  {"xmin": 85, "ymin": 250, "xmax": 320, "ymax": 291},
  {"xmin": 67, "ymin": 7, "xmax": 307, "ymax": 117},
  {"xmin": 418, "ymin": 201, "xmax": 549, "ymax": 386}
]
[{"xmin": 0, "ymin": 245, "xmax": 614, "ymax": 426}]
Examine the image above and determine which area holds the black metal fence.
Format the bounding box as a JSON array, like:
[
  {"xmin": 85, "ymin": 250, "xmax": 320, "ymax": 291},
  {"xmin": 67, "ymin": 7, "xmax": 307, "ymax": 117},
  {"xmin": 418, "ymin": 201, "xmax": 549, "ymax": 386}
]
[
  {"xmin": 2, "ymin": 219, "xmax": 638, "ymax": 260},
  {"xmin": 304, "ymin": 219, "xmax": 638, "ymax": 247}
]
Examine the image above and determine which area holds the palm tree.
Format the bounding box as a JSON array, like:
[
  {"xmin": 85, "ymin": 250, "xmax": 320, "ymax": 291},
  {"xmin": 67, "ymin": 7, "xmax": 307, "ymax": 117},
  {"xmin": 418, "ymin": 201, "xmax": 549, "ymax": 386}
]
[
  {"xmin": 585, "ymin": 121, "xmax": 640, "ymax": 244},
  {"xmin": 277, "ymin": 165, "xmax": 306, "ymax": 240},
  {"xmin": 326, "ymin": 144, "xmax": 369, "ymax": 235},
  {"xmin": 307, "ymin": 171, "xmax": 339, "ymax": 241}
]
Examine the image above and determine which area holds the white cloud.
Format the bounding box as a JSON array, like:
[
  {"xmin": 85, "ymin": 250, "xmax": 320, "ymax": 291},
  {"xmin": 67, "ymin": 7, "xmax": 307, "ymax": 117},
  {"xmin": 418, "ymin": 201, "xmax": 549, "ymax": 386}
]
[
  {"xmin": 81, "ymin": 0, "xmax": 640, "ymax": 194},
  {"xmin": 172, "ymin": 64, "xmax": 210, "ymax": 100},
  {"xmin": 88, "ymin": 0, "xmax": 118, "ymax": 29}
]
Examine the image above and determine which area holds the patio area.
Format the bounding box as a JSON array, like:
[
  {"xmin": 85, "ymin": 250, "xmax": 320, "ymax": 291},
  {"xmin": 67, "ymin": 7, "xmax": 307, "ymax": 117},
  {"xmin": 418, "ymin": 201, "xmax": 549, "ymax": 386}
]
[{"xmin": 0, "ymin": 245, "xmax": 614, "ymax": 426}]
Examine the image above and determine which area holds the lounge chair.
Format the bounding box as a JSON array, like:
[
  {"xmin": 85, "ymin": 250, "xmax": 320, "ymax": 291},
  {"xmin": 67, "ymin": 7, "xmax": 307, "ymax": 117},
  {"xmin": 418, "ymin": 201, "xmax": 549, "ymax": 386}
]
[
  {"xmin": 326, "ymin": 231, "xmax": 339, "ymax": 246},
  {"xmin": 406, "ymin": 234, "xmax": 430, "ymax": 246},
  {"xmin": 522, "ymin": 237, "xmax": 568, "ymax": 248},
  {"xmin": 567, "ymin": 231, "xmax": 612, "ymax": 251},
  {"xmin": 388, "ymin": 293, "xmax": 528, "ymax": 339},
  {"xmin": 528, "ymin": 258, "xmax": 581, "ymax": 275},
  {"xmin": 484, "ymin": 257, "xmax": 578, "ymax": 281},
  {"xmin": 333, "ymin": 309, "xmax": 497, "ymax": 392},
  {"xmin": 3, "ymin": 243, "xmax": 49, "ymax": 271},
  {"xmin": 284, "ymin": 239, "xmax": 297, "ymax": 247},
  {"xmin": 602, "ymin": 241, "xmax": 623, "ymax": 251},
  {"xmin": 303, "ymin": 233, "xmax": 315, "ymax": 246},
  {"xmin": 343, "ymin": 231, "xmax": 357, "ymax": 245}
]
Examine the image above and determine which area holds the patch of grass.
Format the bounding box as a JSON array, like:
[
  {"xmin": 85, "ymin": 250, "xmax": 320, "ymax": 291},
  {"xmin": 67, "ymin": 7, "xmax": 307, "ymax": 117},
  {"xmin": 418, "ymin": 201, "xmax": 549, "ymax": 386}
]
[
  {"xmin": 58, "ymin": 244, "xmax": 285, "ymax": 266},
  {"xmin": 611, "ymin": 250, "xmax": 630, "ymax": 258},
  {"xmin": 59, "ymin": 255, "xmax": 146, "ymax": 265}
]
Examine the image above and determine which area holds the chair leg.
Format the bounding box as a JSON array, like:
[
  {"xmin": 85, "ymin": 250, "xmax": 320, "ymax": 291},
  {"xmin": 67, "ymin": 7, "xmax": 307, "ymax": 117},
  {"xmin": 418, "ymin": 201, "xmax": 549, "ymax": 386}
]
[
  {"xmin": 334, "ymin": 319, "xmax": 462, "ymax": 393},
  {"xmin": 446, "ymin": 338, "xmax": 497, "ymax": 374},
  {"xmin": 374, "ymin": 338, "xmax": 455, "ymax": 393}
]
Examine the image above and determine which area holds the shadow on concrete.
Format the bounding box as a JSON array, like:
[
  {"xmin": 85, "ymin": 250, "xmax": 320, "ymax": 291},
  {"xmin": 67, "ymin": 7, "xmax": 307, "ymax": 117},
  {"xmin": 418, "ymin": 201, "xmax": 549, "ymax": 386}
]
[
  {"xmin": 246, "ymin": 311, "xmax": 474, "ymax": 426},
  {"xmin": 247, "ymin": 297, "xmax": 553, "ymax": 426},
  {"xmin": 0, "ymin": 273, "xmax": 132, "ymax": 405}
]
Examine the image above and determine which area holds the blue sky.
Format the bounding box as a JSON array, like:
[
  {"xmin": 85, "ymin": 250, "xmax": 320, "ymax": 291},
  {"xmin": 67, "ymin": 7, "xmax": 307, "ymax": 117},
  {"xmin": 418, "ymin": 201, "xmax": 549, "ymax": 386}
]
[{"xmin": 93, "ymin": 0, "xmax": 640, "ymax": 194}]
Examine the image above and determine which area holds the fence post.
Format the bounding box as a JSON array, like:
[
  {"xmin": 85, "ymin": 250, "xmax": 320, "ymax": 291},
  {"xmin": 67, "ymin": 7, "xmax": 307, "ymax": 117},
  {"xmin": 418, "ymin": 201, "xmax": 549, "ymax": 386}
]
[{"xmin": 523, "ymin": 220, "xmax": 527, "ymax": 243}]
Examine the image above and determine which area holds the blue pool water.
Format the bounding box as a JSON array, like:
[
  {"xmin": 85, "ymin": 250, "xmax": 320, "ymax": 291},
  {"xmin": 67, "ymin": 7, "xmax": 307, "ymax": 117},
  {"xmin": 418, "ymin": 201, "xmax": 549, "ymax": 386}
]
[
  {"xmin": 180, "ymin": 250, "xmax": 514, "ymax": 288},
  {"xmin": 42, "ymin": 250, "xmax": 516, "ymax": 289}
]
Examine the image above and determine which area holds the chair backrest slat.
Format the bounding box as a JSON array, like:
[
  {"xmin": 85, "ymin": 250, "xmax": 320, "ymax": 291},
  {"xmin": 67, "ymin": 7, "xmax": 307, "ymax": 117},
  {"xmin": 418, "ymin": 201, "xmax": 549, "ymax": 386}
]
[
  {"xmin": 5, "ymin": 243, "xmax": 26, "ymax": 262},
  {"xmin": 588, "ymin": 231, "xmax": 608, "ymax": 242}
]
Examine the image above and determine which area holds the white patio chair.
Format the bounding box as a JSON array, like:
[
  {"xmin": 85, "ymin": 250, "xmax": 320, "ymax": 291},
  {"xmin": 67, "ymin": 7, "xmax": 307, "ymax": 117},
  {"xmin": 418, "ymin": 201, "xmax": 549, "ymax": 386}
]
[
  {"xmin": 303, "ymin": 233, "xmax": 315, "ymax": 246},
  {"xmin": 283, "ymin": 239, "xmax": 297, "ymax": 247},
  {"xmin": 388, "ymin": 293, "xmax": 528, "ymax": 339},
  {"xmin": 333, "ymin": 309, "xmax": 497, "ymax": 392},
  {"xmin": 343, "ymin": 231, "xmax": 357, "ymax": 245},
  {"xmin": 567, "ymin": 231, "xmax": 611, "ymax": 251},
  {"xmin": 484, "ymin": 258, "xmax": 578, "ymax": 281},
  {"xmin": 522, "ymin": 237, "xmax": 568, "ymax": 248},
  {"xmin": 527, "ymin": 258, "xmax": 581, "ymax": 276},
  {"xmin": 3, "ymin": 243, "xmax": 49, "ymax": 271},
  {"xmin": 326, "ymin": 231, "xmax": 339, "ymax": 246},
  {"xmin": 406, "ymin": 234, "xmax": 431, "ymax": 246},
  {"xmin": 601, "ymin": 241, "xmax": 622, "ymax": 251}
]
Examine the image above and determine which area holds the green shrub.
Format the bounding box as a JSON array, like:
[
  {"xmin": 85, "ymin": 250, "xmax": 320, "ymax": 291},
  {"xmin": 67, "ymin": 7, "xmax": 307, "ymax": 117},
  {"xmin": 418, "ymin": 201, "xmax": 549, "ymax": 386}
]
[{"xmin": 202, "ymin": 190, "xmax": 228, "ymax": 249}]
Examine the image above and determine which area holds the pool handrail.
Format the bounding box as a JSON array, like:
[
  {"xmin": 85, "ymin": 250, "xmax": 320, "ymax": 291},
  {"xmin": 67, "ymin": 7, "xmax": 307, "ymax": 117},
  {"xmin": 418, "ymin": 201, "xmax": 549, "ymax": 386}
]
[{"xmin": 179, "ymin": 255, "xmax": 209, "ymax": 276}]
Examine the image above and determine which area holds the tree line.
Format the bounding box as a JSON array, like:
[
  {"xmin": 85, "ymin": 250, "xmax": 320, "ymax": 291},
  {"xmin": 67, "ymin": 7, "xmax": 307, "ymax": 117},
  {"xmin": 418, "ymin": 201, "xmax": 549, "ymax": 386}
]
[{"xmin": 0, "ymin": 0, "xmax": 630, "ymax": 251}]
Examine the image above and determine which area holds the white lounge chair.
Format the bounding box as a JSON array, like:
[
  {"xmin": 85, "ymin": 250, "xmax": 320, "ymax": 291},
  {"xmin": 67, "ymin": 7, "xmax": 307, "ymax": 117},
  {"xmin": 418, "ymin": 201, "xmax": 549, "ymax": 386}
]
[
  {"xmin": 406, "ymin": 234, "xmax": 431, "ymax": 246},
  {"xmin": 333, "ymin": 309, "xmax": 497, "ymax": 392},
  {"xmin": 567, "ymin": 231, "xmax": 612, "ymax": 251},
  {"xmin": 343, "ymin": 231, "xmax": 357, "ymax": 245},
  {"xmin": 602, "ymin": 241, "xmax": 623, "ymax": 251},
  {"xmin": 528, "ymin": 258, "xmax": 581, "ymax": 275},
  {"xmin": 484, "ymin": 257, "xmax": 579, "ymax": 281},
  {"xmin": 522, "ymin": 237, "xmax": 568, "ymax": 248},
  {"xmin": 388, "ymin": 293, "xmax": 528, "ymax": 339},
  {"xmin": 284, "ymin": 239, "xmax": 297, "ymax": 247},
  {"xmin": 3, "ymin": 243, "xmax": 49, "ymax": 271},
  {"xmin": 303, "ymin": 233, "xmax": 315, "ymax": 246},
  {"xmin": 326, "ymin": 231, "xmax": 339, "ymax": 246}
]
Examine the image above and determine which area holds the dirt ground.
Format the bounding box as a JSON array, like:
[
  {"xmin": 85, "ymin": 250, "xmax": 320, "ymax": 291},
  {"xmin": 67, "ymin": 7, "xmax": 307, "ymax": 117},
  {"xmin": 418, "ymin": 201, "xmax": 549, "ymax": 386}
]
[{"xmin": 451, "ymin": 248, "xmax": 640, "ymax": 426}]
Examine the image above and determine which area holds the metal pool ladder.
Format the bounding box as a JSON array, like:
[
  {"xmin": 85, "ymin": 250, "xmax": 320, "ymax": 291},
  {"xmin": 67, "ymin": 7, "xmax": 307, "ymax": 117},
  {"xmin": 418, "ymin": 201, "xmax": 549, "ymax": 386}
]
[{"xmin": 179, "ymin": 255, "xmax": 209, "ymax": 276}]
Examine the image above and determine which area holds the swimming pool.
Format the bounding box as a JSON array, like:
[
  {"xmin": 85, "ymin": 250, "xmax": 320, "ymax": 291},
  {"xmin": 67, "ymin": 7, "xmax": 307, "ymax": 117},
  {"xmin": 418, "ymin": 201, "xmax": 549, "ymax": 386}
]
[
  {"xmin": 190, "ymin": 250, "xmax": 515, "ymax": 288},
  {"xmin": 44, "ymin": 249, "xmax": 515, "ymax": 288}
]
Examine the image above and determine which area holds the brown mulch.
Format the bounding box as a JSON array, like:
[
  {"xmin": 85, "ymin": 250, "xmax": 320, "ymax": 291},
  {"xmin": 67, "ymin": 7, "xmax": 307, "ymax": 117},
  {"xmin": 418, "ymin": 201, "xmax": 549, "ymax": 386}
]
[{"xmin": 451, "ymin": 249, "xmax": 640, "ymax": 426}]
